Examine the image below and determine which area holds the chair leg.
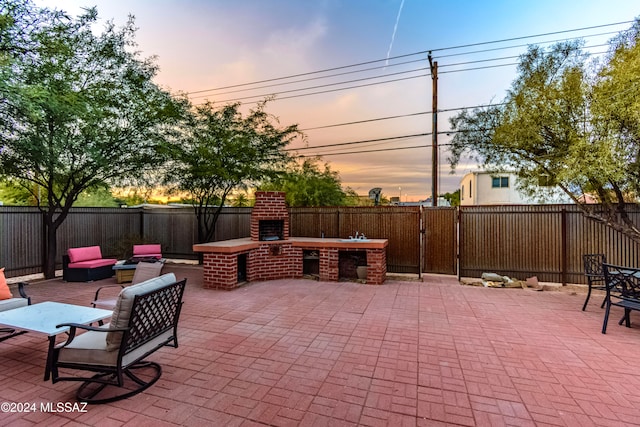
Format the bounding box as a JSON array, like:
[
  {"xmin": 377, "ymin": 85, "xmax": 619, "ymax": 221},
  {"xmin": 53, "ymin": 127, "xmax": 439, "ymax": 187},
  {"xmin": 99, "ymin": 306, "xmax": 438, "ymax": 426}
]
[
  {"xmin": 602, "ymin": 303, "xmax": 611, "ymax": 334},
  {"xmin": 582, "ymin": 284, "xmax": 592, "ymax": 311},
  {"xmin": 625, "ymin": 308, "xmax": 631, "ymax": 327}
]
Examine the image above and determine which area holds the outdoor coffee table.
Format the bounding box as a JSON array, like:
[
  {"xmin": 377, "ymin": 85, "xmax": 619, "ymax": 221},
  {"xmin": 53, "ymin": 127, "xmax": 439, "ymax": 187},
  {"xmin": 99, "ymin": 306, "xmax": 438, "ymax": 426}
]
[
  {"xmin": 0, "ymin": 301, "xmax": 112, "ymax": 381},
  {"xmin": 113, "ymin": 262, "xmax": 137, "ymax": 283}
]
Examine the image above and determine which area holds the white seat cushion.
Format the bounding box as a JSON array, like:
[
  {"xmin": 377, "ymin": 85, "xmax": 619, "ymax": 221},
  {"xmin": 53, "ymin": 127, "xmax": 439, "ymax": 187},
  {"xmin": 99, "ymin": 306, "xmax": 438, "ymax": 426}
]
[{"xmin": 57, "ymin": 323, "xmax": 173, "ymax": 368}]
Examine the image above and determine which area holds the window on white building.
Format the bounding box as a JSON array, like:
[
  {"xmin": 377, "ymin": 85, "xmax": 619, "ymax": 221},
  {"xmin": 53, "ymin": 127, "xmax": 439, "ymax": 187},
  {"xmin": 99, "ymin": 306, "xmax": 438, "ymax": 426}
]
[{"xmin": 492, "ymin": 176, "xmax": 509, "ymax": 188}]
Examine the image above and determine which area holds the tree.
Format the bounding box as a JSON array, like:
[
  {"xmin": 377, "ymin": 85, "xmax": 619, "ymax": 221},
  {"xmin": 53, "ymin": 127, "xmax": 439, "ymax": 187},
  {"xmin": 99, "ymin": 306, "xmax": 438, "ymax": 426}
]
[
  {"xmin": 260, "ymin": 157, "xmax": 350, "ymax": 207},
  {"xmin": 441, "ymin": 190, "xmax": 460, "ymax": 207},
  {"xmin": 448, "ymin": 21, "xmax": 640, "ymax": 242},
  {"xmin": 168, "ymin": 100, "xmax": 300, "ymax": 245},
  {"xmin": 74, "ymin": 187, "xmax": 119, "ymax": 207},
  {"xmin": 231, "ymin": 193, "xmax": 251, "ymax": 207},
  {"xmin": 0, "ymin": 2, "xmax": 185, "ymax": 278}
]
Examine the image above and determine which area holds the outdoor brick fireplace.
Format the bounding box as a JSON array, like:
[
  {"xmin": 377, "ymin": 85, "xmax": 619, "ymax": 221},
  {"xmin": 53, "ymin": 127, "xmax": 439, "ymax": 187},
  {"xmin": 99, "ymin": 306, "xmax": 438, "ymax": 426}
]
[
  {"xmin": 193, "ymin": 191, "xmax": 388, "ymax": 289},
  {"xmin": 251, "ymin": 192, "xmax": 289, "ymax": 241}
]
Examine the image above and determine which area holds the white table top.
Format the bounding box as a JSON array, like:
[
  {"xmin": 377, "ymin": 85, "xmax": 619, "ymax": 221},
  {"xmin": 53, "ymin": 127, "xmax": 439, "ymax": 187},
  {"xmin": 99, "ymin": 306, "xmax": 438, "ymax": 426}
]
[{"xmin": 0, "ymin": 301, "xmax": 112, "ymax": 336}]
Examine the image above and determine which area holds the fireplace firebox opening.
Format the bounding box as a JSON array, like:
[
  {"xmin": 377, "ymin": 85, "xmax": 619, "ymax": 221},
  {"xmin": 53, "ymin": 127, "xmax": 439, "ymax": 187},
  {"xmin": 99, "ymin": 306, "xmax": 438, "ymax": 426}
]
[{"xmin": 259, "ymin": 220, "xmax": 284, "ymax": 241}]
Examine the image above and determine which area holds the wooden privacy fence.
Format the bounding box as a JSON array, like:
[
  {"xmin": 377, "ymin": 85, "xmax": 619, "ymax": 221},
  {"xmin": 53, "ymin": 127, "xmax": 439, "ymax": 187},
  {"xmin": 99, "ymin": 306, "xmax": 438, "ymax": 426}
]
[
  {"xmin": 0, "ymin": 206, "xmax": 251, "ymax": 278},
  {"xmin": 2, "ymin": 204, "xmax": 639, "ymax": 283},
  {"xmin": 458, "ymin": 204, "xmax": 640, "ymax": 284}
]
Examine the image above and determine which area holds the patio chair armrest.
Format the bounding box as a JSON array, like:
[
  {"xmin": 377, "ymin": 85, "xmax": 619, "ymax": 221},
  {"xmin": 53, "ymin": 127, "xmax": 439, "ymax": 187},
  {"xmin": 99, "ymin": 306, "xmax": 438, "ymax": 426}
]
[
  {"xmin": 94, "ymin": 284, "xmax": 123, "ymax": 301},
  {"xmin": 16, "ymin": 282, "xmax": 30, "ymax": 304},
  {"xmin": 54, "ymin": 323, "xmax": 128, "ymax": 348}
]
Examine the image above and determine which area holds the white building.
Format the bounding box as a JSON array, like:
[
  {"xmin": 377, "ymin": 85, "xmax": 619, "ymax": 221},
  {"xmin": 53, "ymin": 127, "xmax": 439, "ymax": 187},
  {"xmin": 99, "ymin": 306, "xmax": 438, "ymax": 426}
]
[{"xmin": 459, "ymin": 171, "xmax": 572, "ymax": 206}]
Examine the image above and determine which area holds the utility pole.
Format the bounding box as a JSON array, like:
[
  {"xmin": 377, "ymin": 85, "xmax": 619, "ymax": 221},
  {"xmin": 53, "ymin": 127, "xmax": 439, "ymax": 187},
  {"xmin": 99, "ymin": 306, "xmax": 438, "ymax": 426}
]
[{"xmin": 428, "ymin": 52, "xmax": 438, "ymax": 207}]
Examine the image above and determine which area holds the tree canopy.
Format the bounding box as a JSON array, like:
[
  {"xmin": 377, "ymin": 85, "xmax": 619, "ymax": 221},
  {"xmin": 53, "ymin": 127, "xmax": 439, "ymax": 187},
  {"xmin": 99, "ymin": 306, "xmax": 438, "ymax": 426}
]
[
  {"xmin": 260, "ymin": 157, "xmax": 351, "ymax": 207},
  {"xmin": 167, "ymin": 100, "xmax": 300, "ymax": 244},
  {"xmin": 448, "ymin": 20, "xmax": 640, "ymax": 241},
  {"xmin": 0, "ymin": 1, "xmax": 185, "ymax": 277}
]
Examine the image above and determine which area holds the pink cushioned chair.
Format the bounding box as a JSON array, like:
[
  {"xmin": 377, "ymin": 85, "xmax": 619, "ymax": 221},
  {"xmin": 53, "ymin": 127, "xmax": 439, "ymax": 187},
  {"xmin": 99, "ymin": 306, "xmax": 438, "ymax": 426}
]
[
  {"xmin": 132, "ymin": 244, "xmax": 162, "ymax": 260},
  {"xmin": 63, "ymin": 246, "xmax": 117, "ymax": 282}
]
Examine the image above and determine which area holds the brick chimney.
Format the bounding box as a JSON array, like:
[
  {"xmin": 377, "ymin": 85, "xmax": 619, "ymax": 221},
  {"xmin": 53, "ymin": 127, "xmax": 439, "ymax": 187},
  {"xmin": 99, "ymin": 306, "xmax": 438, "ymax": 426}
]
[{"xmin": 251, "ymin": 191, "xmax": 289, "ymax": 241}]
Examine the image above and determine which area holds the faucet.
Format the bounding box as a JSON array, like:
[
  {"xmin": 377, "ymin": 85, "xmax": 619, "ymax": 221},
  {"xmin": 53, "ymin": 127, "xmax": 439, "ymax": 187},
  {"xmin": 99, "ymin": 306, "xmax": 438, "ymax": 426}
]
[{"xmin": 359, "ymin": 233, "xmax": 366, "ymax": 240}]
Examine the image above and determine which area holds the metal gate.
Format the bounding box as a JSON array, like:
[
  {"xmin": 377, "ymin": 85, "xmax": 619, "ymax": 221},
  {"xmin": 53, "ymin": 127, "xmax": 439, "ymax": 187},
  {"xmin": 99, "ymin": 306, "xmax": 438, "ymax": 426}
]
[{"xmin": 422, "ymin": 207, "xmax": 458, "ymax": 275}]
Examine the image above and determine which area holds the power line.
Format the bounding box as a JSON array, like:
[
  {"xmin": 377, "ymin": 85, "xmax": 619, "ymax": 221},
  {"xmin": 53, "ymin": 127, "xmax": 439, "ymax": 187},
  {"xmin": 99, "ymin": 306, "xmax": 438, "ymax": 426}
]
[
  {"xmin": 428, "ymin": 20, "xmax": 632, "ymax": 53},
  {"xmin": 192, "ymin": 67, "xmax": 429, "ymax": 102},
  {"xmin": 198, "ymin": 73, "xmax": 427, "ymax": 105},
  {"xmin": 185, "ymin": 21, "xmax": 633, "ymax": 160},
  {"xmin": 297, "ymin": 143, "xmax": 453, "ymax": 158},
  {"xmin": 435, "ymin": 30, "xmax": 620, "ymax": 59},
  {"xmin": 286, "ymin": 133, "xmax": 431, "ymax": 151},
  {"xmin": 192, "ymin": 58, "xmax": 428, "ymax": 98},
  {"xmin": 186, "ymin": 20, "xmax": 632, "ymax": 97},
  {"xmin": 196, "ymin": 46, "xmax": 610, "ymax": 106},
  {"xmin": 185, "ymin": 51, "xmax": 428, "ymax": 95},
  {"xmin": 300, "ymin": 112, "xmax": 430, "ymax": 131},
  {"xmin": 301, "ymin": 103, "xmax": 506, "ymax": 133}
]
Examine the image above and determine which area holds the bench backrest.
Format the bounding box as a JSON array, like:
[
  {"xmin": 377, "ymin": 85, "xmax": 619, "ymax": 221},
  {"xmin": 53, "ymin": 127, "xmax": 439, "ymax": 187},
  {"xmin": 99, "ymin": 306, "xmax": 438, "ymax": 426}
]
[
  {"xmin": 68, "ymin": 246, "xmax": 103, "ymax": 263},
  {"xmin": 133, "ymin": 244, "xmax": 162, "ymax": 259}
]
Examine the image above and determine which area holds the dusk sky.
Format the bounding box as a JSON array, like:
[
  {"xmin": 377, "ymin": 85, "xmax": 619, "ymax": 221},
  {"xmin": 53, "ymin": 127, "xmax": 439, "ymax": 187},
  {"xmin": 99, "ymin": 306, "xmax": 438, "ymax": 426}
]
[{"xmin": 39, "ymin": 0, "xmax": 640, "ymax": 202}]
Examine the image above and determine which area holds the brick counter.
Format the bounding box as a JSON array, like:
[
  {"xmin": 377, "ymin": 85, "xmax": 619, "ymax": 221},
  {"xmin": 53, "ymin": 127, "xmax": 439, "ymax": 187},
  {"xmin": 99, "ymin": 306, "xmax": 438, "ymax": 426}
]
[{"xmin": 194, "ymin": 237, "xmax": 388, "ymax": 289}]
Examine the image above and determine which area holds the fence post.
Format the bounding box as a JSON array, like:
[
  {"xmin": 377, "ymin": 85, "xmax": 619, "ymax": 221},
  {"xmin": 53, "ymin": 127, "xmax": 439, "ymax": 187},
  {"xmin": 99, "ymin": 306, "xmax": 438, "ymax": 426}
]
[
  {"xmin": 139, "ymin": 208, "xmax": 145, "ymax": 240},
  {"xmin": 41, "ymin": 210, "xmax": 47, "ymax": 273},
  {"xmin": 457, "ymin": 207, "xmax": 462, "ymax": 281},
  {"xmin": 419, "ymin": 206, "xmax": 423, "ymax": 279},
  {"xmin": 561, "ymin": 208, "xmax": 567, "ymax": 286}
]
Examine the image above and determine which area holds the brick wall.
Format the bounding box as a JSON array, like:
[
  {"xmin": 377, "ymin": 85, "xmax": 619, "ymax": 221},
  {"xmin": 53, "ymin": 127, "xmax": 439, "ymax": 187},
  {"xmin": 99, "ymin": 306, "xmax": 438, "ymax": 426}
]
[
  {"xmin": 365, "ymin": 248, "xmax": 386, "ymax": 285},
  {"xmin": 319, "ymin": 248, "xmax": 339, "ymax": 282},
  {"xmin": 250, "ymin": 191, "xmax": 290, "ymax": 241},
  {"xmin": 247, "ymin": 243, "xmax": 303, "ymax": 281},
  {"xmin": 202, "ymin": 253, "xmax": 242, "ymax": 290}
]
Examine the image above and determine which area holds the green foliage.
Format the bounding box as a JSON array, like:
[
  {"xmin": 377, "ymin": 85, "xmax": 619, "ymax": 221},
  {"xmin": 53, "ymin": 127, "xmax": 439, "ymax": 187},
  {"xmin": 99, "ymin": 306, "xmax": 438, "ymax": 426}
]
[
  {"xmin": 448, "ymin": 20, "xmax": 640, "ymax": 241},
  {"xmin": 260, "ymin": 157, "xmax": 349, "ymax": 207},
  {"xmin": 167, "ymin": 100, "xmax": 300, "ymax": 243},
  {"xmin": 0, "ymin": 179, "xmax": 37, "ymax": 205},
  {"xmin": 0, "ymin": 1, "xmax": 186, "ymax": 277},
  {"xmin": 74, "ymin": 187, "xmax": 119, "ymax": 207},
  {"xmin": 441, "ymin": 190, "xmax": 460, "ymax": 207},
  {"xmin": 231, "ymin": 193, "xmax": 251, "ymax": 207}
]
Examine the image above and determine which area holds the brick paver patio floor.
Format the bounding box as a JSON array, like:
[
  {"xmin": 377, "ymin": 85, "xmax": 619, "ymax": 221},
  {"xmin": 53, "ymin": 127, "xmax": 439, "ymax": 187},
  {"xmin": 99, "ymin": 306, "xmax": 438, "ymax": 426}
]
[{"xmin": 1, "ymin": 263, "xmax": 640, "ymax": 426}]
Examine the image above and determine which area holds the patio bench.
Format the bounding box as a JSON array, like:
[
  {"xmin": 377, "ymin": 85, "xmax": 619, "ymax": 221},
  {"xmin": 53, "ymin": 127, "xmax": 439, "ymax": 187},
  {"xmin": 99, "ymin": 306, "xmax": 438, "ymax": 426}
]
[
  {"xmin": 50, "ymin": 273, "xmax": 186, "ymax": 403},
  {"xmin": 63, "ymin": 246, "xmax": 117, "ymax": 282},
  {"xmin": 602, "ymin": 263, "xmax": 640, "ymax": 334}
]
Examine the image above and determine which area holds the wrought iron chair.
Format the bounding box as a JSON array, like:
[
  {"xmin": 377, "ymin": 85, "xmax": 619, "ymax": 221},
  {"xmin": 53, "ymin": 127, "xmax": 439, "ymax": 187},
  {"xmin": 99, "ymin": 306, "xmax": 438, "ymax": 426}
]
[
  {"xmin": 51, "ymin": 273, "xmax": 186, "ymax": 403},
  {"xmin": 601, "ymin": 263, "xmax": 640, "ymax": 334},
  {"xmin": 582, "ymin": 254, "xmax": 607, "ymax": 311}
]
